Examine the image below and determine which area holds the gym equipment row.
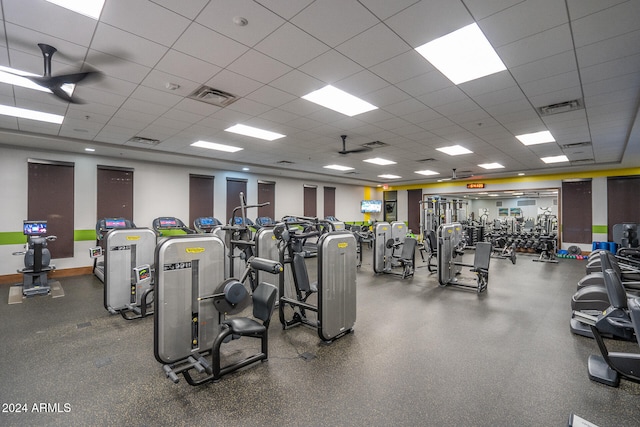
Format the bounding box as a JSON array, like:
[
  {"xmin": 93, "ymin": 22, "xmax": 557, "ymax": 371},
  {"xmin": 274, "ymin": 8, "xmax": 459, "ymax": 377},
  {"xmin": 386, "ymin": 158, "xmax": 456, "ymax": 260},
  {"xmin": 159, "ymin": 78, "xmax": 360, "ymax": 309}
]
[
  {"xmin": 9, "ymin": 220, "xmax": 64, "ymax": 304},
  {"xmin": 274, "ymin": 220, "xmax": 357, "ymax": 342},
  {"xmin": 437, "ymin": 223, "xmax": 491, "ymax": 294},
  {"xmin": 373, "ymin": 221, "xmax": 416, "ymax": 279}
]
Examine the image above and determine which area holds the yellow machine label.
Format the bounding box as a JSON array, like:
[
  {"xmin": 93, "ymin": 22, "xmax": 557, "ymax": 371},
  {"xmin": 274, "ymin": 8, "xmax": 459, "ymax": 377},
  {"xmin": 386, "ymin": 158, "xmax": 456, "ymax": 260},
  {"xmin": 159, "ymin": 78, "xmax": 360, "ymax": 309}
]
[
  {"xmin": 126, "ymin": 236, "xmax": 141, "ymax": 241},
  {"xmin": 398, "ymin": 225, "xmax": 404, "ymax": 229},
  {"xmin": 272, "ymin": 235, "xmax": 277, "ymax": 240},
  {"xmin": 186, "ymin": 247, "xmax": 205, "ymax": 254},
  {"xmin": 447, "ymin": 229, "xmax": 453, "ymax": 234},
  {"xmin": 338, "ymin": 242, "xmax": 348, "ymax": 248},
  {"xmin": 382, "ymin": 226, "xmax": 388, "ymax": 231}
]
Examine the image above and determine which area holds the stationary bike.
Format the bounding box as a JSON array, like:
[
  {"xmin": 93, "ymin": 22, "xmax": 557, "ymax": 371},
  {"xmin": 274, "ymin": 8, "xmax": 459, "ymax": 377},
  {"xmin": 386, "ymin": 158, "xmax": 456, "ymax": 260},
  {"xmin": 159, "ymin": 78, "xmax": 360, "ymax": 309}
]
[{"xmin": 13, "ymin": 220, "xmax": 57, "ymax": 297}]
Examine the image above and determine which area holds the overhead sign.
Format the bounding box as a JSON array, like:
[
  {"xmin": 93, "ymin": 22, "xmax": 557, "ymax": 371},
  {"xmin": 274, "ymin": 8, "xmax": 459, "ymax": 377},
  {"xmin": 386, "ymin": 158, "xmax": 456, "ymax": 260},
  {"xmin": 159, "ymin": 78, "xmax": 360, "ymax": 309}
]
[{"xmin": 467, "ymin": 183, "xmax": 485, "ymax": 189}]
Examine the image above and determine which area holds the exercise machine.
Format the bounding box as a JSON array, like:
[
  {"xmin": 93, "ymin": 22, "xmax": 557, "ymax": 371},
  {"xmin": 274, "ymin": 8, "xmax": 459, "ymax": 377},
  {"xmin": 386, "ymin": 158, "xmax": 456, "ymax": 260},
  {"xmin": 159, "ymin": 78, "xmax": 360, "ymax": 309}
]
[
  {"xmin": 99, "ymin": 225, "xmax": 156, "ymax": 319},
  {"xmin": 373, "ymin": 221, "xmax": 415, "ymax": 278},
  {"xmin": 275, "ymin": 221, "xmax": 357, "ymax": 342},
  {"xmin": 93, "ymin": 218, "xmax": 135, "ymax": 282},
  {"xmin": 193, "ymin": 217, "xmax": 222, "ymax": 233},
  {"xmin": 437, "ymin": 223, "xmax": 492, "ymax": 294},
  {"xmin": 155, "ymin": 233, "xmax": 282, "ymax": 384},
  {"xmin": 10, "ymin": 220, "xmax": 63, "ymax": 303},
  {"xmin": 571, "ymin": 253, "xmax": 635, "ymax": 340}
]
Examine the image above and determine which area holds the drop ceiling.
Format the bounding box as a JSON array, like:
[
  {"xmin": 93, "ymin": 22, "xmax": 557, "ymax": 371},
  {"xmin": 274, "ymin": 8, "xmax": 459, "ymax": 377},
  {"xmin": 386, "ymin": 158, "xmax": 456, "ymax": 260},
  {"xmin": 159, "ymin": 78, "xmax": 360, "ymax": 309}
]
[{"xmin": 0, "ymin": 0, "xmax": 639, "ymax": 186}]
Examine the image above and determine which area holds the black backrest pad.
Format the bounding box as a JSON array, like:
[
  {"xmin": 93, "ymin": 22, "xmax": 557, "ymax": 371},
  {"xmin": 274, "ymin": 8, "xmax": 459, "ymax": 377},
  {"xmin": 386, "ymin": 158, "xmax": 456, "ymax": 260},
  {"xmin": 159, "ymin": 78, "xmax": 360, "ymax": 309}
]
[
  {"xmin": 292, "ymin": 253, "xmax": 312, "ymax": 292},
  {"xmin": 603, "ymin": 268, "xmax": 627, "ymax": 309},
  {"xmin": 400, "ymin": 238, "xmax": 417, "ymax": 260},
  {"xmin": 474, "ymin": 242, "xmax": 492, "ymax": 270},
  {"xmin": 252, "ymin": 282, "xmax": 278, "ymax": 322}
]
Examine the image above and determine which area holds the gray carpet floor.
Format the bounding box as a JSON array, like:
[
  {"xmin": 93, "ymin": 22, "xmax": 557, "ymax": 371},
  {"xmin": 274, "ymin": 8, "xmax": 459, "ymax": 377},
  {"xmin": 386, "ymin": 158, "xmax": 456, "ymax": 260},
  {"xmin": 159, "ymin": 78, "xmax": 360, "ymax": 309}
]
[{"xmin": 1, "ymin": 248, "xmax": 639, "ymax": 427}]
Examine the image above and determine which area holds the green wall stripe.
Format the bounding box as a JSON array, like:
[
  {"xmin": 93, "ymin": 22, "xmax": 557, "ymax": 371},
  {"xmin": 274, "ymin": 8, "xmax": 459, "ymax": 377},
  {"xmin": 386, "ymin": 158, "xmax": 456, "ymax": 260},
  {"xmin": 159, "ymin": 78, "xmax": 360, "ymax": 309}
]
[
  {"xmin": 592, "ymin": 225, "xmax": 608, "ymax": 234},
  {"xmin": 0, "ymin": 230, "xmax": 96, "ymax": 245},
  {"xmin": 75, "ymin": 229, "xmax": 96, "ymax": 241},
  {"xmin": 0, "ymin": 232, "xmax": 27, "ymax": 245}
]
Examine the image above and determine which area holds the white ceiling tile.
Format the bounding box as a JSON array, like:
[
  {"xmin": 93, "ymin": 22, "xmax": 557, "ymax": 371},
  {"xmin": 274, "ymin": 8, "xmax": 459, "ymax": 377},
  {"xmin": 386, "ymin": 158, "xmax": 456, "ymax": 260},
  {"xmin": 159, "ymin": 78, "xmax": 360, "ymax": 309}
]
[
  {"xmin": 245, "ymin": 85, "xmax": 297, "ymax": 108},
  {"xmin": 254, "ymin": 0, "xmax": 314, "ymax": 20},
  {"xmin": 396, "ymin": 71, "xmax": 454, "ymax": 98},
  {"xmin": 510, "ymin": 51, "xmax": 577, "ymax": 84},
  {"xmin": 270, "ymin": 69, "xmax": 323, "ymax": 97},
  {"xmin": 335, "ymin": 23, "xmax": 410, "ymax": 68},
  {"xmin": 101, "ymin": 0, "xmax": 191, "ymax": 47},
  {"xmin": 417, "ymin": 86, "xmax": 467, "ymax": 108},
  {"xmin": 130, "ymin": 85, "xmax": 183, "ymax": 108},
  {"xmin": 384, "ymin": 0, "xmax": 471, "ymax": 47},
  {"xmin": 3, "ymin": 0, "xmax": 98, "ymax": 46},
  {"xmin": 174, "ymin": 23, "xmax": 249, "ymax": 68},
  {"xmin": 91, "ymin": 23, "xmax": 168, "ymax": 68},
  {"xmin": 226, "ymin": 98, "xmax": 272, "ymax": 116},
  {"xmin": 154, "ymin": 49, "xmax": 222, "ymax": 84},
  {"xmin": 336, "ymin": 70, "xmax": 389, "ymax": 98},
  {"xmin": 464, "ymin": 0, "xmax": 525, "ymax": 21},
  {"xmin": 357, "ymin": 0, "xmax": 420, "ymax": 21},
  {"xmin": 173, "ymin": 98, "xmax": 221, "ymax": 116},
  {"xmin": 206, "ymin": 69, "xmax": 263, "ymax": 97},
  {"xmin": 370, "ymin": 50, "xmax": 434, "ymax": 84},
  {"xmin": 140, "ymin": 69, "xmax": 200, "ymax": 98},
  {"xmin": 291, "ymin": 0, "xmax": 379, "ymax": 48},
  {"xmin": 86, "ymin": 50, "xmax": 151, "ymax": 84},
  {"xmin": 365, "ymin": 86, "xmax": 412, "ymax": 108},
  {"xmin": 4, "ymin": 23, "xmax": 88, "ymax": 67},
  {"xmin": 258, "ymin": 108, "xmax": 300, "ymax": 124},
  {"xmin": 150, "ymin": 0, "xmax": 210, "ymax": 19},
  {"xmin": 497, "ymin": 24, "xmax": 574, "ymax": 68},
  {"xmin": 254, "ymin": 23, "xmax": 330, "ymax": 68},
  {"xmin": 298, "ymin": 50, "xmax": 364, "ymax": 84},
  {"xmin": 479, "ymin": 0, "xmax": 568, "ymax": 48},
  {"xmin": 227, "ymin": 50, "xmax": 292, "ymax": 84},
  {"xmin": 196, "ymin": 0, "xmax": 285, "ymax": 47},
  {"xmin": 571, "ymin": 1, "xmax": 640, "ymax": 48}
]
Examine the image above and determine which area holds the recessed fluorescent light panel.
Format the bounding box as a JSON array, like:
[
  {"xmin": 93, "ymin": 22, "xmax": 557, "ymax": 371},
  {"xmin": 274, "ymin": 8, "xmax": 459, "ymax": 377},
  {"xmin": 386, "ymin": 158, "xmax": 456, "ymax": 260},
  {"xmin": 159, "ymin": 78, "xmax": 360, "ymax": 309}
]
[
  {"xmin": 364, "ymin": 158, "xmax": 396, "ymax": 166},
  {"xmin": 541, "ymin": 155, "xmax": 569, "ymax": 164},
  {"xmin": 415, "ymin": 170, "xmax": 440, "ymax": 176},
  {"xmin": 0, "ymin": 66, "xmax": 75, "ymax": 96},
  {"xmin": 378, "ymin": 174, "xmax": 401, "ymax": 179},
  {"xmin": 191, "ymin": 140, "xmax": 243, "ymax": 153},
  {"xmin": 302, "ymin": 85, "xmax": 377, "ymax": 117},
  {"xmin": 415, "ymin": 23, "xmax": 506, "ymax": 85},
  {"xmin": 478, "ymin": 163, "xmax": 504, "ymax": 169},
  {"xmin": 46, "ymin": 0, "xmax": 105, "ymax": 19},
  {"xmin": 436, "ymin": 145, "xmax": 473, "ymax": 156},
  {"xmin": 84, "ymin": 148, "xmax": 95, "ymax": 152},
  {"xmin": 516, "ymin": 130, "xmax": 555, "ymax": 146},
  {"xmin": 225, "ymin": 124, "xmax": 285, "ymax": 141},
  {"xmin": 0, "ymin": 104, "xmax": 64, "ymax": 124},
  {"xmin": 323, "ymin": 164, "xmax": 354, "ymax": 171}
]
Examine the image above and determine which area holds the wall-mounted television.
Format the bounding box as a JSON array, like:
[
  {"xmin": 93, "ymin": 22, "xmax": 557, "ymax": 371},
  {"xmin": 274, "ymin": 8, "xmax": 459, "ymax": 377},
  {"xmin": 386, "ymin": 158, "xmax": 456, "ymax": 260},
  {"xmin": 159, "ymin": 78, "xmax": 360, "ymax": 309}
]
[{"xmin": 361, "ymin": 200, "xmax": 382, "ymax": 213}]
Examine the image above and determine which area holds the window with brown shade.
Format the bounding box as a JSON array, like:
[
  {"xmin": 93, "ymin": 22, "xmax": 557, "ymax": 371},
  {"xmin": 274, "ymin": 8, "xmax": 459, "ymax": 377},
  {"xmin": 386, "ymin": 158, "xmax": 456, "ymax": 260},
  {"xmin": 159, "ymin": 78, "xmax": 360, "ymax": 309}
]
[
  {"xmin": 258, "ymin": 181, "xmax": 275, "ymax": 219},
  {"xmin": 324, "ymin": 187, "xmax": 335, "ymax": 218},
  {"xmin": 607, "ymin": 176, "xmax": 640, "ymax": 241},
  {"xmin": 303, "ymin": 185, "xmax": 317, "ymax": 217},
  {"xmin": 97, "ymin": 166, "xmax": 134, "ymax": 222},
  {"xmin": 28, "ymin": 160, "xmax": 74, "ymax": 258},
  {"xmin": 226, "ymin": 178, "xmax": 247, "ymax": 224},
  {"xmin": 562, "ymin": 180, "xmax": 591, "ymax": 243},
  {"xmin": 189, "ymin": 174, "xmax": 214, "ymax": 228}
]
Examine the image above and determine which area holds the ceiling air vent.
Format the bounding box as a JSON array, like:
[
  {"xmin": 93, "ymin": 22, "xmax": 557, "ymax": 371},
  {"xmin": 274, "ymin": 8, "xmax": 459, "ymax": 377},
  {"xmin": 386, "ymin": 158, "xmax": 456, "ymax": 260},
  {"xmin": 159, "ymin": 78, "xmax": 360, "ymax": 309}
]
[
  {"xmin": 127, "ymin": 136, "xmax": 160, "ymax": 146},
  {"xmin": 538, "ymin": 99, "xmax": 583, "ymax": 116},
  {"xmin": 561, "ymin": 141, "xmax": 591, "ymax": 149},
  {"xmin": 344, "ymin": 171, "xmax": 360, "ymax": 175},
  {"xmin": 570, "ymin": 158, "xmax": 595, "ymax": 165},
  {"xmin": 417, "ymin": 158, "xmax": 436, "ymax": 162},
  {"xmin": 276, "ymin": 160, "xmax": 294, "ymax": 165},
  {"xmin": 188, "ymin": 86, "xmax": 239, "ymax": 107},
  {"xmin": 362, "ymin": 140, "xmax": 388, "ymax": 149}
]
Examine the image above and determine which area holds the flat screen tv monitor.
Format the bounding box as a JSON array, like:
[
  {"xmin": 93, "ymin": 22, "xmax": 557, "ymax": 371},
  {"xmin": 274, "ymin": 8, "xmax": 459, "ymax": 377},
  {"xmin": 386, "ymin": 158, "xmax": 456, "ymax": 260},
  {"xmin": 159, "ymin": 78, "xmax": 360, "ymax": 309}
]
[
  {"xmin": 159, "ymin": 218, "xmax": 178, "ymax": 227},
  {"xmin": 24, "ymin": 220, "xmax": 47, "ymax": 236},
  {"xmin": 361, "ymin": 200, "xmax": 382, "ymax": 213},
  {"xmin": 105, "ymin": 218, "xmax": 127, "ymax": 229}
]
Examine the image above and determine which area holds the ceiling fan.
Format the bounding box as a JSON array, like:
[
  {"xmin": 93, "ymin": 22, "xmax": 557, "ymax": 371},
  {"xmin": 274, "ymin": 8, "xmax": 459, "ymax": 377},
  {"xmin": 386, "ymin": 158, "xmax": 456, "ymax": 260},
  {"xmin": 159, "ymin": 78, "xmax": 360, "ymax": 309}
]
[
  {"xmin": 338, "ymin": 135, "xmax": 372, "ymax": 154},
  {"xmin": 439, "ymin": 168, "xmax": 474, "ymax": 181},
  {"xmin": 10, "ymin": 43, "xmax": 102, "ymax": 104}
]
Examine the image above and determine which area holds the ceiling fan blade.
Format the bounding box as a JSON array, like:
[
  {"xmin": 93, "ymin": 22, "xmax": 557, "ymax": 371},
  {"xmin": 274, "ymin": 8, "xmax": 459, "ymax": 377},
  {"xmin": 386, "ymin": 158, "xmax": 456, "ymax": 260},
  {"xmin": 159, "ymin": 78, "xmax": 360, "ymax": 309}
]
[
  {"xmin": 339, "ymin": 147, "xmax": 371, "ymax": 154},
  {"xmin": 50, "ymin": 86, "xmax": 83, "ymax": 104}
]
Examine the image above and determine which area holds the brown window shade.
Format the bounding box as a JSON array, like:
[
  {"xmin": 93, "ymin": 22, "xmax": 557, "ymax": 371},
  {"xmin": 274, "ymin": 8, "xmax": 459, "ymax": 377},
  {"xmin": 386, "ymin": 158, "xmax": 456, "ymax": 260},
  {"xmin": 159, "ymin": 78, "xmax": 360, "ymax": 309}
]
[
  {"xmin": 97, "ymin": 166, "xmax": 134, "ymax": 222},
  {"xmin": 562, "ymin": 181, "xmax": 592, "ymax": 243},
  {"xmin": 189, "ymin": 174, "xmax": 214, "ymax": 228},
  {"xmin": 28, "ymin": 160, "xmax": 74, "ymax": 258},
  {"xmin": 607, "ymin": 176, "xmax": 640, "ymax": 240},
  {"xmin": 304, "ymin": 186, "xmax": 317, "ymax": 217},
  {"xmin": 226, "ymin": 178, "xmax": 247, "ymax": 224},
  {"xmin": 258, "ymin": 181, "xmax": 275, "ymax": 219},
  {"xmin": 407, "ymin": 189, "xmax": 422, "ymax": 234},
  {"xmin": 323, "ymin": 187, "xmax": 335, "ymax": 218}
]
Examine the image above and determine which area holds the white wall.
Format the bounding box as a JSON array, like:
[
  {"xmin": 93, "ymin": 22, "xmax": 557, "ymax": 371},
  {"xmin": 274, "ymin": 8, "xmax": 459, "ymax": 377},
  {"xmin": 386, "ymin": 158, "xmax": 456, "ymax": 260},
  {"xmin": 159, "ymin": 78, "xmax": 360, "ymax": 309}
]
[{"xmin": 0, "ymin": 146, "xmax": 368, "ymax": 276}]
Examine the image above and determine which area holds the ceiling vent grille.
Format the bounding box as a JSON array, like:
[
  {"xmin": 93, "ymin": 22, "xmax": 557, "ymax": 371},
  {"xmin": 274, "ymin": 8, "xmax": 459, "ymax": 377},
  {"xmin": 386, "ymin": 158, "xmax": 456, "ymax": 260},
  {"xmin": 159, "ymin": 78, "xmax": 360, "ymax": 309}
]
[
  {"xmin": 538, "ymin": 99, "xmax": 583, "ymax": 116},
  {"xmin": 562, "ymin": 141, "xmax": 591, "ymax": 149},
  {"xmin": 362, "ymin": 140, "xmax": 388, "ymax": 148},
  {"xmin": 127, "ymin": 136, "xmax": 160, "ymax": 146},
  {"xmin": 188, "ymin": 86, "xmax": 239, "ymax": 107},
  {"xmin": 276, "ymin": 160, "xmax": 294, "ymax": 165},
  {"xmin": 417, "ymin": 158, "xmax": 436, "ymax": 162},
  {"xmin": 570, "ymin": 158, "xmax": 595, "ymax": 164}
]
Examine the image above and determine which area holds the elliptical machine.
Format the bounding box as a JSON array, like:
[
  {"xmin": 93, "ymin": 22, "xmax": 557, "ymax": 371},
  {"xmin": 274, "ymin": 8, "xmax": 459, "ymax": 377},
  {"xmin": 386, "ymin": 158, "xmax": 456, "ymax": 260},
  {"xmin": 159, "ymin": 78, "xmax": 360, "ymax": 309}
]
[{"xmin": 11, "ymin": 220, "xmax": 61, "ymax": 300}]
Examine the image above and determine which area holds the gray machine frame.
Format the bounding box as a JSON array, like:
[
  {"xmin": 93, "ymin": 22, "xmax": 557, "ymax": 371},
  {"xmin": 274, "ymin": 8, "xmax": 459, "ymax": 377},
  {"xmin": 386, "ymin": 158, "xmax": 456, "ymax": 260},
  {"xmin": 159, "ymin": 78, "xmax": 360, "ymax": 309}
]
[
  {"xmin": 279, "ymin": 228, "xmax": 357, "ymax": 342},
  {"xmin": 373, "ymin": 221, "xmax": 412, "ymax": 276},
  {"xmin": 103, "ymin": 227, "xmax": 156, "ymax": 318},
  {"xmin": 154, "ymin": 234, "xmax": 226, "ymax": 364},
  {"xmin": 437, "ymin": 223, "xmax": 491, "ymax": 293}
]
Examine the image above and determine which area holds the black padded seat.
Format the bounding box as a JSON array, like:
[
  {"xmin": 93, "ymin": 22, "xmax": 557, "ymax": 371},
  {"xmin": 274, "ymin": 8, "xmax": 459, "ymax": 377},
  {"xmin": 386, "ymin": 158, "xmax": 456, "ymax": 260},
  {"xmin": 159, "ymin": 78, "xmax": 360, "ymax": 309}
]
[
  {"xmin": 292, "ymin": 253, "xmax": 317, "ymax": 293},
  {"xmin": 223, "ymin": 317, "xmax": 266, "ymax": 335}
]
